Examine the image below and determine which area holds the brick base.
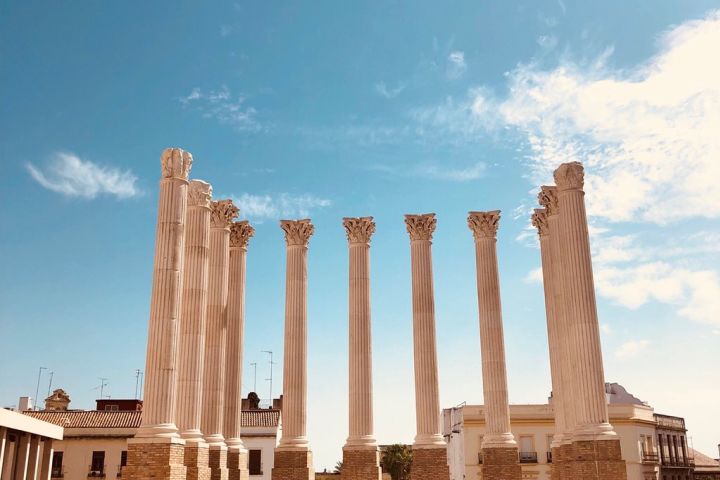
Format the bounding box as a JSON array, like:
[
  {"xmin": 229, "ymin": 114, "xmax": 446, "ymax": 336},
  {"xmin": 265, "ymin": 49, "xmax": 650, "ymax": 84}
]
[
  {"xmin": 481, "ymin": 446, "xmax": 522, "ymax": 480},
  {"xmin": 209, "ymin": 446, "xmax": 229, "ymax": 480},
  {"xmin": 124, "ymin": 441, "xmax": 187, "ymax": 480},
  {"xmin": 185, "ymin": 443, "xmax": 212, "ymax": 480},
  {"xmin": 410, "ymin": 447, "xmax": 450, "ymax": 480},
  {"xmin": 227, "ymin": 449, "xmax": 250, "ymax": 480},
  {"xmin": 341, "ymin": 448, "xmax": 382, "ymax": 480},
  {"xmin": 570, "ymin": 439, "xmax": 627, "ymax": 480},
  {"xmin": 272, "ymin": 449, "xmax": 315, "ymax": 480},
  {"xmin": 554, "ymin": 444, "xmax": 574, "ymax": 480}
]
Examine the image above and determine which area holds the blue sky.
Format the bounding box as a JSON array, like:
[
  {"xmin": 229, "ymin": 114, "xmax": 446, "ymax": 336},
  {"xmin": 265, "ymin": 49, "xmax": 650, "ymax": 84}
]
[{"xmin": 1, "ymin": 0, "xmax": 719, "ymax": 469}]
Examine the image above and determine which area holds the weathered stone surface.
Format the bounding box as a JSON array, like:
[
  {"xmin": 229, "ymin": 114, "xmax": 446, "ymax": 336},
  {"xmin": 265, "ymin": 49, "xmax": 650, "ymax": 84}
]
[
  {"xmin": 272, "ymin": 450, "xmax": 315, "ymax": 480},
  {"xmin": 410, "ymin": 447, "xmax": 450, "ymax": 480},
  {"xmin": 341, "ymin": 448, "xmax": 381, "ymax": 480},
  {"xmin": 185, "ymin": 443, "xmax": 212, "ymax": 480},
  {"xmin": 481, "ymin": 447, "xmax": 522, "ymax": 480},
  {"xmin": 124, "ymin": 442, "xmax": 187, "ymax": 480},
  {"xmin": 227, "ymin": 449, "xmax": 249, "ymax": 480},
  {"xmin": 209, "ymin": 447, "xmax": 229, "ymax": 480},
  {"xmin": 554, "ymin": 444, "xmax": 575, "ymax": 480},
  {"xmin": 569, "ymin": 439, "xmax": 627, "ymax": 480}
]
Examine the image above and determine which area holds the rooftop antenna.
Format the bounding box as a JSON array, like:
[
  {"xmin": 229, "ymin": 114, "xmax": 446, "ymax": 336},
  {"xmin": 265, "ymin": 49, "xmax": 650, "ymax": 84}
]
[
  {"xmin": 261, "ymin": 350, "xmax": 275, "ymax": 403},
  {"xmin": 139, "ymin": 371, "xmax": 144, "ymax": 399},
  {"xmin": 46, "ymin": 371, "xmax": 54, "ymax": 398},
  {"xmin": 34, "ymin": 367, "xmax": 47, "ymax": 410},
  {"xmin": 98, "ymin": 378, "xmax": 108, "ymax": 400},
  {"xmin": 250, "ymin": 363, "xmax": 258, "ymax": 392},
  {"xmin": 134, "ymin": 369, "xmax": 143, "ymax": 399}
]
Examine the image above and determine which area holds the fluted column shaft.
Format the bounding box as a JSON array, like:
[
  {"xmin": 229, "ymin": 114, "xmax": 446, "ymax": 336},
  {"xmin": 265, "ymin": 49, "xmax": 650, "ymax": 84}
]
[
  {"xmin": 532, "ymin": 207, "xmax": 567, "ymax": 446},
  {"xmin": 278, "ymin": 220, "xmax": 314, "ymax": 450},
  {"xmin": 468, "ymin": 211, "xmax": 516, "ymax": 447},
  {"xmin": 177, "ymin": 180, "xmax": 213, "ymax": 442},
  {"xmin": 343, "ymin": 217, "xmax": 377, "ymax": 448},
  {"xmin": 137, "ymin": 148, "xmax": 192, "ymax": 439},
  {"xmin": 224, "ymin": 221, "xmax": 254, "ymax": 449},
  {"xmin": 202, "ymin": 200, "xmax": 239, "ymax": 446},
  {"xmin": 554, "ymin": 163, "xmax": 615, "ymax": 440},
  {"xmin": 405, "ymin": 214, "xmax": 445, "ymax": 448}
]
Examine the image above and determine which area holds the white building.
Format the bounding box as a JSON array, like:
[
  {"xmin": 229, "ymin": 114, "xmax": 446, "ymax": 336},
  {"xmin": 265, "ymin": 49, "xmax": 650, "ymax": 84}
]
[
  {"xmin": 1, "ymin": 407, "xmax": 63, "ymax": 480},
  {"xmin": 442, "ymin": 383, "xmax": 696, "ymax": 480}
]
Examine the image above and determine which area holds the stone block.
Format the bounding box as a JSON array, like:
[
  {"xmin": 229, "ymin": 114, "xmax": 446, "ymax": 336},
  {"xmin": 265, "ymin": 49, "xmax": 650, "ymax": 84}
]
[
  {"xmin": 272, "ymin": 449, "xmax": 315, "ymax": 480},
  {"xmin": 341, "ymin": 448, "xmax": 382, "ymax": 480},
  {"xmin": 185, "ymin": 443, "xmax": 212, "ymax": 480},
  {"xmin": 481, "ymin": 446, "xmax": 522, "ymax": 480},
  {"xmin": 124, "ymin": 442, "xmax": 187, "ymax": 480},
  {"xmin": 209, "ymin": 447, "xmax": 229, "ymax": 480},
  {"xmin": 570, "ymin": 439, "xmax": 627, "ymax": 480},
  {"xmin": 410, "ymin": 447, "xmax": 450, "ymax": 480},
  {"xmin": 228, "ymin": 449, "xmax": 250, "ymax": 480}
]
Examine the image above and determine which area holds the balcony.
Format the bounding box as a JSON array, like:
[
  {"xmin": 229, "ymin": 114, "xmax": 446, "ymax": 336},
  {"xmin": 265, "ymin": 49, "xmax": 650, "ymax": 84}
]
[
  {"xmin": 51, "ymin": 470, "xmax": 64, "ymax": 479},
  {"xmin": 519, "ymin": 452, "xmax": 538, "ymax": 464},
  {"xmin": 477, "ymin": 452, "xmax": 483, "ymax": 464},
  {"xmin": 88, "ymin": 464, "xmax": 106, "ymax": 478},
  {"xmin": 642, "ymin": 451, "xmax": 659, "ymax": 464},
  {"xmin": 546, "ymin": 452, "xmax": 553, "ymax": 463}
]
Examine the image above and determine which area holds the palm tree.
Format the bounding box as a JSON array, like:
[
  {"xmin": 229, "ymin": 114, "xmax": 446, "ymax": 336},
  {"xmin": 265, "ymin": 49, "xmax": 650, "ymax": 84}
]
[
  {"xmin": 380, "ymin": 444, "xmax": 413, "ymax": 480},
  {"xmin": 334, "ymin": 461, "xmax": 343, "ymax": 474}
]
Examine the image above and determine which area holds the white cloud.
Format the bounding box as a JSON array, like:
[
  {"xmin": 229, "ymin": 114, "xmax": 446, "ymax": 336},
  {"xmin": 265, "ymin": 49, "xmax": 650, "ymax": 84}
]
[
  {"xmin": 446, "ymin": 51, "xmax": 467, "ymax": 79},
  {"xmin": 615, "ymin": 339, "xmax": 651, "ymax": 358},
  {"xmin": 229, "ymin": 193, "xmax": 331, "ymax": 222},
  {"xmin": 417, "ymin": 161, "xmax": 487, "ymax": 181},
  {"xmin": 374, "ymin": 81, "xmax": 406, "ymax": 99},
  {"xmin": 523, "ymin": 267, "xmax": 543, "ymax": 284},
  {"xmin": 600, "ymin": 323, "xmax": 613, "ymax": 335},
  {"xmin": 180, "ymin": 86, "xmax": 261, "ymax": 132},
  {"xmin": 536, "ymin": 35, "xmax": 558, "ymax": 50},
  {"xmin": 27, "ymin": 152, "xmax": 139, "ymax": 199}
]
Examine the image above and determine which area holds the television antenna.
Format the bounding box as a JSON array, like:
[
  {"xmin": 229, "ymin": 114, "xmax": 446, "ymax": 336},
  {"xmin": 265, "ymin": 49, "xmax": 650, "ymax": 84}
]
[
  {"xmin": 261, "ymin": 350, "xmax": 276, "ymax": 403},
  {"xmin": 34, "ymin": 367, "xmax": 47, "ymax": 410}
]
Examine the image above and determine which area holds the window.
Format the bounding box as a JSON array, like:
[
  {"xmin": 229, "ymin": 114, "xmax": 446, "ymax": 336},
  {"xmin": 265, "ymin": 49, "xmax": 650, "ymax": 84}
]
[
  {"xmin": 120, "ymin": 451, "xmax": 128, "ymax": 467},
  {"xmin": 90, "ymin": 451, "xmax": 105, "ymax": 476},
  {"xmin": 249, "ymin": 449, "xmax": 262, "ymax": 475},
  {"xmin": 104, "ymin": 404, "xmax": 119, "ymax": 411},
  {"xmin": 519, "ymin": 436, "xmax": 537, "ymax": 463},
  {"xmin": 51, "ymin": 451, "xmax": 63, "ymax": 477}
]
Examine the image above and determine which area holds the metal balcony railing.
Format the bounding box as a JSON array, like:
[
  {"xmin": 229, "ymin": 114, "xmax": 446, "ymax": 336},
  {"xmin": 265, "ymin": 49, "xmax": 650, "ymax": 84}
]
[
  {"xmin": 641, "ymin": 451, "xmax": 659, "ymax": 463},
  {"xmin": 88, "ymin": 464, "xmax": 106, "ymax": 478},
  {"xmin": 477, "ymin": 452, "xmax": 483, "ymax": 464},
  {"xmin": 546, "ymin": 451, "xmax": 553, "ymax": 463},
  {"xmin": 519, "ymin": 451, "xmax": 538, "ymax": 464}
]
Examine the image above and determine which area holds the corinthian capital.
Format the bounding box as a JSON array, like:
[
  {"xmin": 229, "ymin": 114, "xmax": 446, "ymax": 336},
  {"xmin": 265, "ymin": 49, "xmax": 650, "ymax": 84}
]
[
  {"xmin": 531, "ymin": 209, "xmax": 550, "ymax": 236},
  {"xmin": 404, "ymin": 213, "xmax": 436, "ymax": 241},
  {"xmin": 160, "ymin": 147, "xmax": 193, "ymax": 180},
  {"xmin": 210, "ymin": 199, "xmax": 239, "ymax": 228},
  {"xmin": 553, "ymin": 161, "xmax": 584, "ymax": 191},
  {"xmin": 468, "ymin": 210, "xmax": 501, "ymax": 239},
  {"xmin": 230, "ymin": 220, "xmax": 255, "ymax": 248},
  {"xmin": 280, "ymin": 219, "xmax": 314, "ymax": 246},
  {"xmin": 343, "ymin": 217, "xmax": 376, "ymax": 245},
  {"xmin": 188, "ymin": 180, "xmax": 212, "ymax": 208},
  {"xmin": 538, "ymin": 186, "xmax": 559, "ymax": 215}
]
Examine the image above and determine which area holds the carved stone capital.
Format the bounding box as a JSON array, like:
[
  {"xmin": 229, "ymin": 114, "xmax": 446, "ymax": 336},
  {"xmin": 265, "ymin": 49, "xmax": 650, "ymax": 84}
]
[
  {"xmin": 230, "ymin": 220, "xmax": 255, "ymax": 248},
  {"xmin": 188, "ymin": 179, "xmax": 212, "ymax": 208},
  {"xmin": 210, "ymin": 199, "xmax": 239, "ymax": 228},
  {"xmin": 343, "ymin": 217, "xmax": 376, "ymax": 244},
  {"xmin": 404, "ymin": 213, "xmax": 436, "ymax": 241},
  {"xmin": 160, "ymin": 147, "xmax": 193, "ymax": 180},
  {"xmin": 280, "ymin": 219, "xmax": 314, "ymax": 246},
  {"xmin": 538, "ymin": 186, "xmax": 559, "ymax": 215},
  {"xmin": 531, "ymin": 208, "xmax": 550, "ymax": 236},
  {"xmin": 553, "ymin": 161, "xmax": 584, "ymax": 191},
  {"xmin": 468, "ymin": 210, "xmax": 501, "ymax": 239}
]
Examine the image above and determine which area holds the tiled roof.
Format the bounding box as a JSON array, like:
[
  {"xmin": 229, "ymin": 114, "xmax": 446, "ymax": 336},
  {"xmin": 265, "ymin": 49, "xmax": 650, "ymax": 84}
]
[
  {"xmin": 692, "ymin": 449, "xmax": 720, "ymax": 468},
  {"xmin": 24, "ymin": 409, "xmax": 280, "ymax": 429},
  {"xmin": 242, "ymin": 409, "xmax": 280, "ymax": 427},
  {"xmin": 24, "ymin": 411, "xmax": 141, "ymax": 428}
]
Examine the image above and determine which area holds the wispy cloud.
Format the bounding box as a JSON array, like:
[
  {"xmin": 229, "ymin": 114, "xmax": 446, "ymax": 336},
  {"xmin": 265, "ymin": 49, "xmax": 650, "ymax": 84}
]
[
  {"xmin": 417, "ymin": 161, "xmax": 487, "ymax": 181},
  {"xmin": 446, "ymin": 51, "xmax": 467, "ymax": 79},
  {"xmin": 374, "ymin": 81, "xmax": 406, "ymax": 99},
  {"xmin": 27, "ymin": 152, "xmax": 139, "ymax": 199},
  {"xmin": 523, "ymin": 267, "xmax": 543, "ymax": 284},
  {"xmin": 180, "ymin": 86, "xmax": 261, "ymax": 132},
  {"xmin": 615, "ymin": 339, "xmax": 651, "ymax": 358},
  {"xmin": 536, "ymin": 34, "xmax": 558, "ymax": 50},
  {"xmin": 229, "ymin": 193, "xmax": 331, "ymax": 222}
]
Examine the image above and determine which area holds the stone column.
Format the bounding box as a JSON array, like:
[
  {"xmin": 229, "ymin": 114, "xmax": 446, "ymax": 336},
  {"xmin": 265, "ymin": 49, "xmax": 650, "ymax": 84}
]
[
  {"xmin": 127, "ymin": 147, "xmax": 192, "ymax": 480},
  {"xmin": 202, "ymin": 199, "xmax": 239, "ymax": 480},
  {"xmin": 531, "ymin": 206, "xmax": 566, "ymax": 480},
  {"xmin": 26, "ymin": 435, "xmax": 41, "ymax": 480},
  {"xmin": 273, "ymin": 219, "xmax": 315, "ymax": 480},
  {"xmin": 225, "ymin": 220, "xmax": 255, "ymax": 480},
  {"xmin": 467, "ymin": 211, "xmax": 521, "ymax": 480},
  {"xmin": 404, "ymin": 214, "xmax": 450, "ymax": 480},
  {"xmin": 553, "ymin": 162, "xmax": 626, "ymax": 479},
  {"xmin": 538, "ymin": 186, "xmax": 575, "ymax": 480},
  {"xmin": 13, "ymin": 433, "xmax": 30, "ymax": 480},
  {"xmin": 39, "ymin": 438, "xmax": 53, "ymax": 480},
  {"xmin": 341, "ymin": 217, "xmax": 382, "ymax": 480},
  {"xmin": 177, "ymin": 179, "xmax": 213, "ymax": 480}
]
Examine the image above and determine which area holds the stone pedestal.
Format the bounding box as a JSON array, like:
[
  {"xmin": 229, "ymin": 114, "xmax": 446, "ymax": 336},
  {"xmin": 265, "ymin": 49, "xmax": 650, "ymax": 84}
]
[
  {"xmin": 481, "ymin": 447, "xmax": 522, "ymax": 480},
  {"xmin": 184, "ymin": 442, "xmax": 212, "ymax": 480},
  {"xmin": 571, "ymin": 439, "xmax": 627, "ymax": 480},
  {"xmin": 272, "ymin": 450, "xmax": 315, "ymax": 480},
  {"xmin": 554, "ymin": 443, "xmax": 574, "ymax": 480},
  {"xmin": 227, "ymin": 449, "xmax": 250, "ymax": 480},
  {"xmin": 409, "ymin": 448, "xmax": 450, "ymax": 480},
  {"xmin": 341, "ymin": 447, "xmax": 381, "ymax": 480},
  {"xmin": 125, "ymin": 441, "xmax": 187, "ymax": 480},
  {"xmin": 129, "ymin": 148, "xmax": 192, "ymax": 479},
  {"xmin": 209, "ymin": 446, "xmax": 229, "ymax": 480}
]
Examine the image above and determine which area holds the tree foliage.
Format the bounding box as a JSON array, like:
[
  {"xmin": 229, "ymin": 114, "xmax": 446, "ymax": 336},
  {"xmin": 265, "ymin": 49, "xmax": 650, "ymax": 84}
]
[{"xmin": 380, "ymin": 444, "xmax": 413, "ymax": 480}]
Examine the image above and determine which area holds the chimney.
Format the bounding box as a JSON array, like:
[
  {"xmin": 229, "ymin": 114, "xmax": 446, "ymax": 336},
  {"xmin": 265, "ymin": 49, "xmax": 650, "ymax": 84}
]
[{"xmin": 18, "ymin": 397, "xmax": 33, "ymax": 411}]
